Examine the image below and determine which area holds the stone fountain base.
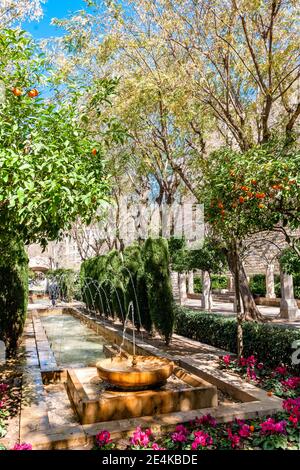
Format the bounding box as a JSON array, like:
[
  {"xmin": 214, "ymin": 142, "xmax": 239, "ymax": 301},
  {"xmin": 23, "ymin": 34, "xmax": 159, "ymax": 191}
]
[{"xmin": 67, "ymin": 367, "xmax": 218, "ymax": 425}]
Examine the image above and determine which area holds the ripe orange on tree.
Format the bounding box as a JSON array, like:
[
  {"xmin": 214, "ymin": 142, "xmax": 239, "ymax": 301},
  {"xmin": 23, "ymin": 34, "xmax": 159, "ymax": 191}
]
[
  {"xmin": 11, "ymin": 87, "xmax": 22, "ymax": 96},
  {"xmin": 239, "ymin": 196, "xmax": 245, "ymax": 203},
  {"xmin": 27, "ymin": 89, "xmax": 39, "ymax": 98},
  {"xmin": 256, "ymin": 192, "xmax": 266, "ymax": 199},
  {"xmin": 272, "ymin": 184, "xmax": 283, "ymax": 190},
  {"xmin": 91, "ymin": 148, "xmax": 97, "ymax": 156}
]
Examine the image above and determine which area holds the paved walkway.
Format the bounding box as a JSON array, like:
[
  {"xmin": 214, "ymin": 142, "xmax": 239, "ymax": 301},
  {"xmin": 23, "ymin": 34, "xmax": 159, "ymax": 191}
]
[{"xmin": 182, "ymin": 299, "xmax": 300, "ymax": 329}]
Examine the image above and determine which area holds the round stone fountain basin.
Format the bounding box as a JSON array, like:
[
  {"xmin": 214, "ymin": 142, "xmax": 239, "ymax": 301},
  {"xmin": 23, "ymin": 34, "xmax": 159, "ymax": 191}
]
[{"xmin": 96, "ymin": 355, "xmax": 174, "ymax": 390}]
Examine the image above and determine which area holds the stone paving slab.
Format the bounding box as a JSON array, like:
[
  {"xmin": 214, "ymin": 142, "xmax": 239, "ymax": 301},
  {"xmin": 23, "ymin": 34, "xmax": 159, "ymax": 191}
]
[
  {"xmin": 32, "ymin": 317, "xmax": 57, "ymax": 370},
  {"xmin": 20, "ymin": 369, "xmax": 50, "ymax": 437}
]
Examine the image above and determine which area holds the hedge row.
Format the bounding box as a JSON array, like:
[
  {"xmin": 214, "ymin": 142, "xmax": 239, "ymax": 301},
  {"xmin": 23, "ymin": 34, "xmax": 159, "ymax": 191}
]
[
  {"xmin": 194, "ymin": 274, "xmax": 228, "ymax": 294},
  {"xmin": 0, "ymin": 237, "xmax": 28, "ymax": 355},
  {"xmin": 175, "ymin": 306, "xmax": 300, "ymax": 370},
  {"xmin": 81, "ymin": 238, "xmax": 175, "ymax": 344}
]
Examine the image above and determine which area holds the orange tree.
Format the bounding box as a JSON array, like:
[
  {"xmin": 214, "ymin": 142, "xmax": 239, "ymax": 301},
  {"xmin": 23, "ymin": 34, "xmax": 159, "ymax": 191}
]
[
  {"xmin": 202, "ymin": 139, "xmax": 300, "ymax": 355},
  {"xmin": 0, "ymin": 29, "xmax": 122, "ymax": 352},
  {"xmin": 0, "ymin": 29, "xmax": 115, "ymax": 245}
]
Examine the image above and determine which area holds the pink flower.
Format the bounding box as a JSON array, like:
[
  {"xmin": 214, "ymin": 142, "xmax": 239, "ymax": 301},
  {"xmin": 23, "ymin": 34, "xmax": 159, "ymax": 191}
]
[
  {"xmin": 239, "ymin": 355, "xmax": 257, "ymax": 368},
  {"xmin": 95, "ymin": 430, "xmax": 111, "ymax": 447},
  {"xmin": 239, "ymin": 357, "xmax": 247, "ymax": 367},
  {"xmin": 151, "ymin": 442, "xmax": 165, "ymax": 450},
  {"xmin": 288, "ymin": 415, "xmax": 298, "ymax": 427},
  {"xmin": 246, "ymin": 367, "xmax": 257, "ymax": 382},
  {"xmin": 283, "ymin": 397, "xmax": 300, "ymax": 417},
  {"xmin": 238, "ymin": 424, "xmax": 251, "ymax": 438},
  {"xmin": 174, "ymin": 424, "xmax": 188, "ymax": 435},
  {"xmin": 260, "ymin": 418, "xmax": 286, "ymax": 435},
  {"xmin": 235, "ymin": 418, "xmax": 245, "ymax": 426},
  {"xmin": 130, "ymin": 426, "xmax": 152, "ymax": 448},
  {"xmin": 171, "ymin": 424, "xmax": 189, "ymax": 443},
  {"xmin": 191, "ymin": 430, "xmax": 213, "ymax": 449},
  {"xmin": 257, "ymin": 362, "xmax": 264, "ymax": 370},
  {"xmin": 171, "ymin": 432, "xmax": 187, "ymax": 443},
  {"xmin": 281, "ymin": 377, "xmax": 300, "ymax": 390},
  {"xmin": 11, "ymin": 443, "xmax": 32, "ymax": 451},
  {"xmin": 222, "ymin": 355, "xmax": 231, "ymax": 367},
  {"xmin": 227, "ymin": 428, "xmax": 241, "ymax": 449},
  {"xmin": 247, "ymin": 355, "xmax": 257, "ymax": 368},
  {"xmin": 195, "ymin": 414, "xmax": 217, "ymax": 427},
  {"xmin": 0, "ymin": 400, "xmax": 5, "ymax": 409},
  {"xmin": 275, "ymin": 366, "xmax": 288, "ymax": 376},
  {"xmin": 0, "ymin": 383, "xmax": 8, "ymax": 394}
]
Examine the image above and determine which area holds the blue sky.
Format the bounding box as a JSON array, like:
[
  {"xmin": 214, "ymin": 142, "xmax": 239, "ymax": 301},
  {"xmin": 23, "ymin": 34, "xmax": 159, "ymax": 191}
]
[{"xmin": 23, "ymin": 0, "xmax": 91, "ymax": 39}]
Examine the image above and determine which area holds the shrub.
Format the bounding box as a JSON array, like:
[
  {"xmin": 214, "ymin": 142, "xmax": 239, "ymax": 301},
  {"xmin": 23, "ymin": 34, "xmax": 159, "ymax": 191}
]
[
  {"xmin": 249, "ymin": 274, "xmax": 266, "ymax": 297},
  {"xmin": 123, "ymin": 245, "xmax": 152, "ymax": 333},
  {"xmin": 175, "ymin": 307, "xmax": 300, "ymax": 371},
  {"xmin": 194, "ymin": 276, "xmax": 202, "ymax": 293},
  {"xmin": 211, "ymin": 275, "xmax": 228, "ymax": 290},
  {"xmin": 105, "ymin": 250, "xmax": 126, "ymax": 322},
  {"xmin": 193, "ymin": 275, "xmax": 228, "ymax": 294},
  {"xmin": 293, "ymin": 273, "xmax": 300, "ymax": 300},
  {"xmin": 168, "ymin": 237, "xmax": 189, "ymax": 273},
  {"xmin": 0, "ymin": 238, "xmax": 28, "ymax": 355},
  {"xmin": 80, "ymin": 238, "xmax": 174, "ymax": 341},
  {"xmin": 47, "ymin": 268, "xmax": 79, "ymax": 302},
  {"xmin": 136, "ymin": 271, "xmax": 152, "ymax": 333},
  {"xmin": 143, "ymin": 238, "xmax": 175, "ymax": 345},
  {"xmin": 249, "ymin": 274, "xmax": 282, "ymax": 298},
  {"xmin": 80, "ymin": 258, "xmax": 99, "ymax": 311}
]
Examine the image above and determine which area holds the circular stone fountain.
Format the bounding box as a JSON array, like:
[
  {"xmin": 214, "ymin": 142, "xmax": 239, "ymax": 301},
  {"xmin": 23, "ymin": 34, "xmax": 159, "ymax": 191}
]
[{"xmin": 96, "ymin": 355, "xmax": 174, "ymax": 390}]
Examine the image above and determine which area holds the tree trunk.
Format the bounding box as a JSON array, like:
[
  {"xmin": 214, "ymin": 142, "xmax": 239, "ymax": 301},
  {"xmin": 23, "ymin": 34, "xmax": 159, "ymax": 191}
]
[
  {"xmin": 231, "ymin": 242, "xmax": 243, "ymax": 358},
  {"xmin": 178, "ymin": 272, "xmax": 187, "ymax": 305},
  {"xmin": 227, "ymin": 245, "xmax": 265, "ymax": 321},
  {"xmin": 201, "ymin": 270, "xmax": 212, "ymax": 312},
  {"xmin": 188, "ymin": 271, "xmax": 194, "ymax": 294}
]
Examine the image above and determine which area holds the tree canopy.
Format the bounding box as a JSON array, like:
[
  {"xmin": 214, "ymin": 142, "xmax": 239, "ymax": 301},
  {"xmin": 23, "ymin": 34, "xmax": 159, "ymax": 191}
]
[{"xmin": 0, "ymin": 28, "xmax": 123, "ymax": 247}]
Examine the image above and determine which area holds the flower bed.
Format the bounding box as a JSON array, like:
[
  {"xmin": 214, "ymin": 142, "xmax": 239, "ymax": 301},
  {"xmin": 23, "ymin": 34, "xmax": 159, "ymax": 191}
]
[
  {"xmin": 220, "ymin": 355, "xmax": 300, "ymax": 399},
  {"xmin": 93, "ymin": 399, "xmax": 300, "ymax": 450},
  {"xmin": 0, "ymin": 380, "xmax": 32, "ymax": 451},
  {"xmin": 0, "ymin": 383, "xmax": 9, "ymax": 440},
  {"xmin": 93, "ymin": 356, "xmax": 300, "ymax": 451}
]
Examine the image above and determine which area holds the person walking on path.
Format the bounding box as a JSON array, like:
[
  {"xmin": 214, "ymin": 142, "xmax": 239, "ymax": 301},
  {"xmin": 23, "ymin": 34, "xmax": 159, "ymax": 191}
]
[{"xmin": 49, "ymin": 281, "xmax": 59, "ymax": 307}]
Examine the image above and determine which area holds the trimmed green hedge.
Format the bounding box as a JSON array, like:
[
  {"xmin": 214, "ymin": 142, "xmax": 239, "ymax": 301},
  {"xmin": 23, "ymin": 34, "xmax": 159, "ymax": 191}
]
[
  {"xmin": 0, "ymin": 238, "xmax": 28, "ymax": 355},
  {"xmin": 80, "ymin": 238, "xmax": 175, "ymax": 343},
  {"xmin": 249, "ymin": 273, "xmax": 300, "ymax": 299},
  {"xmin": 194, "ymin": 274, "xmax": 228, "ymax": 294},
  {"xmin": 143, "ymin": 238, "xmax": 175, "ymax": 345},
  {"xmin": 211, "ymin": 274, "xmax": 228, "ymax": 290},
  {"xmin": 175, "ymin": 306, "xmax": 300, "ymax": 370}
]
